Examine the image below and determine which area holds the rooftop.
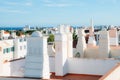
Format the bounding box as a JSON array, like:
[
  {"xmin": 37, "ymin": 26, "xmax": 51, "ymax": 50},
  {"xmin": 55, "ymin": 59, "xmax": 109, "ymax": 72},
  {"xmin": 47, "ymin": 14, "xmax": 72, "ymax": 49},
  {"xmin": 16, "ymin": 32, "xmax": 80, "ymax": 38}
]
[
  {"xmin": 50, "ymin": 73, "xmax": 101, "ymax": 80},
  {"xmin": 0, "ymin": 73, "xmax": 102, "ymax": 80}
]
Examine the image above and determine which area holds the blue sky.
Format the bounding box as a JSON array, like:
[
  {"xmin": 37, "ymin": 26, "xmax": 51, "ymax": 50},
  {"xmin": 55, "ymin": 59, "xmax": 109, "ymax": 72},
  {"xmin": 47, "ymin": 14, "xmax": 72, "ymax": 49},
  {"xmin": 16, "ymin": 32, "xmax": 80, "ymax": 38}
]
[{"xmin": 0, "ymin": 0, "xmax": 120, "ymax": 26}]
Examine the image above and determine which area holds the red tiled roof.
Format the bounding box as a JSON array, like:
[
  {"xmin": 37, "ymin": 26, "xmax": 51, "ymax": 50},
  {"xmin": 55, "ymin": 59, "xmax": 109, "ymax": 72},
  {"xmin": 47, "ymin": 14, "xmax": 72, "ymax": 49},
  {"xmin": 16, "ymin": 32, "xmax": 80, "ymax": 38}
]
[{"xmin": 4, "ymin": 31, "xmax": 9, "ymax": 34}]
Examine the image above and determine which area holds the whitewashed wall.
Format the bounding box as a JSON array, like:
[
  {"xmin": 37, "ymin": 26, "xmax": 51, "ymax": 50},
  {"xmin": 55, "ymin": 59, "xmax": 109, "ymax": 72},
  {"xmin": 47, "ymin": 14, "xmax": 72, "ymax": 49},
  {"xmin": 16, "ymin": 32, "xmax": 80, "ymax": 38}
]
[
  {"xmin": 0, "ymin": 57, "xmax": 120, "ymax": 77},
  {"xmin": 99, "ymin": 63, "xmax": 120, "ymax": 80},
  {"xmin": 2, "ymin": 40, "xmax": 14, "ymax": 61},
  {"xmin": 47, "ymin": 45, "xmax": 55, "ymax": 57},
  {"xmin": 14, "ymin": 38, "xmax": 27, "ymax": 59},
  {"xmin": 74, "ymin": 47, "xmax": 120, "ymax": 59},
  {"xmin": 0, "ymin": 57, "xmax": 3, "ymax": 76},
  {"xmin": 49, "ymin": 57, "xmax": 55, "ymax": 72},
  {"xmin": 111, "ymin": 48, "xmax": 120, "ymax": 58},
  {"xmin": 49, "ymin": 57, "xmax": 120, "ymax": 76},
  {"xmin": 0, "ymin": 57, "xmax": 55, "ymax": 77},
  {"xmin": 68, "ymin": 58, "xmax": 120, "ymax": 75},
  {"xmin": 110, "ymin": 38, "xmax": 118, "ymax": 46},
  {"xmin": 0, "ymin": 59, "xmax": 25, "ymax": 77},
  {"xmin": 2, "ymin": 62, "xmax": 11, "ymax": 76}
]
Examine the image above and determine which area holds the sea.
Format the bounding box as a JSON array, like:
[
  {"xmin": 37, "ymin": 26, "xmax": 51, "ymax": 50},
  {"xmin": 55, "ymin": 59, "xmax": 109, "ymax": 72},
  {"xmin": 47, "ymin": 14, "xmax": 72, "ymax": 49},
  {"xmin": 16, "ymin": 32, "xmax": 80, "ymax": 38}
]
[{"xmin": 0, "ymin": 26, "xmax": 36, "ymax": 30}]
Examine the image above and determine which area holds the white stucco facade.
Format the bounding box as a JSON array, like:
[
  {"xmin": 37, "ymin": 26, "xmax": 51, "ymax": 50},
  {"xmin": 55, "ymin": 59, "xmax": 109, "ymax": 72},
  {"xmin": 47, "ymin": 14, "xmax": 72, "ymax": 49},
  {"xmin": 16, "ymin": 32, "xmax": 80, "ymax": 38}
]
[
  {"xmin": 76, "ymin": 29, "xmax": 86, "ymax": 58},
  {"xmin": 0, "ymin": 40, "xmax": 14, "ymax": 61},
  {"xmin": 109, "ymin": 29, "xmax": 118, "ymax": 46},
  {"xmin": 0, "ymin": 30, "xmax": 10, "ymax": 40},
  {"xmin": 24, "ymin": 31, "xmax": 50, "ymax": 79},
  {"xmin": 55, "ymin": 33, "xmax": 68, "ymax": 76},
  {"xmin": 14, "ymin": 38, "xmax": 27, "ymax": 59},
  {"xmin": 68, "ymin": 58, "xmax": 119, "ymax": 75},
  {"xmin": 0, "ymin": 37, "xmax": 27, "ymax": 62},
  {"xmin": 99, "ymin": 30, "xmax": 110, "ymax": 58},
  {"xmin": 99, "ymin": 63, "xmax": 120, "ymax": 80}
]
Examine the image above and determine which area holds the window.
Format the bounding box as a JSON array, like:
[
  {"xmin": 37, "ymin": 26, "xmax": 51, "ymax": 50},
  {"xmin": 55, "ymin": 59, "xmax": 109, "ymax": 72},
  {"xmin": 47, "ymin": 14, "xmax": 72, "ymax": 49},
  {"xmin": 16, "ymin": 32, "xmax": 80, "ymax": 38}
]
[
  {"xmin": 24, "ymin": 45, "xmax": 26, "ymax": 49},
  {"xmin": 19, "ymin": 39, "xmax": 22, "ymax": 42},
  {"xmin": 119, "ymin": 35, "xmax": 120, "ymax": 41},
  {"xmin": 24, "ymin": 38, "xmax": 26, "ymax": 41},
  {"xmin": 6, "ymin": 48, "xmax": 9, "ymax": 53},
  {"xmin": 8, "ymin": 48, "xmax": 11, "ymax": 53},
  {"xmin": 11, "ymin": 47, "xmax": 14, "ymax": 51},
  {"xmin": 3, "ymin": 49, "xmax": 6, "ymax": 54},
  {"xmin": 0, "ymin": 47, "xmax": 1, "ymax": 51},
  {"xmin": 6, "ymin": 48, "xmax": 10, "ymax": 53},
  {"xmin": 20, "ymin": 46, "xmax": 22, "ymax": 50},
  {"xmin": 3, "ymin": 47, "xmax": 13, "ymax": 54}
]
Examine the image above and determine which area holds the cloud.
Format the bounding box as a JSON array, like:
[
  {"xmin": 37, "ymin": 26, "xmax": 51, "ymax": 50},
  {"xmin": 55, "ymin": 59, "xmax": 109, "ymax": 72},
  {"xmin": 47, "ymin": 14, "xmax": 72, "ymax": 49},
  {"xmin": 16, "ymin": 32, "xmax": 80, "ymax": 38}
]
[
  {"xmin": 43, "ymin": 0, "xmax": 52, "ymax": 3},
  {"xmin": 97, "ymin": 0, "xmax": 118, "ymax": 4},
  {"xmin": 111, "ymin": 0, "xmax": 118, "ymax": 4},
  {"xmin": 0, "ymin": 1, "xmax": 32, "ymax": 14},
  {"xmin": 5, "ymin": 2, "xmax": 18, "ymax": 5},
  {"xmin": 25, "ymin": 2, "xmax": 32, "ymax": 6},
  {"xmin": 45, "ymin": 3, "xmax": 72, "ymax": 7},
  {"xmin": 0, "ymin": 7, "xmax": 28, "ymax": 14},
  {"xmin": 42, "ymin": 0, "xmax": 85, "ymax": 7},
  {"xmin": 4, "ymin": 1, "xmax": 32, "ymax": 6},
  {"xmin": 42, "ymin": 0, "xmax": 71, "ymax": 7}
]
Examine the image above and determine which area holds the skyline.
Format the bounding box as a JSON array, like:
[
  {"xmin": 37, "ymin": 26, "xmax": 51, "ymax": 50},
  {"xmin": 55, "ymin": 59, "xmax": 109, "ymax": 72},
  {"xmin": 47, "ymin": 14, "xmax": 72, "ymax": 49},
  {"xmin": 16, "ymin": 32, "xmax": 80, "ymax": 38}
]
[{"xmin": 0, "ymin": 0, "xmax": 120, "ymax": 26}]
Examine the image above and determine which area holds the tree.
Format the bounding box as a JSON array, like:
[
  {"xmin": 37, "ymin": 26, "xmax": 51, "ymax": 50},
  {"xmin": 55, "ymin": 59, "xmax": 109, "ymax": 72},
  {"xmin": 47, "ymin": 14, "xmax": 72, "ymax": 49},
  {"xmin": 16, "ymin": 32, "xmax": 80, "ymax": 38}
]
[
  {"xmin": 25, "ymin": 30, "xmax": 35, "ymax": 35},
  {"xmin": 73, "ymin": 30, "xmax": 78, "ymax": 41},
  {"xmin": 16, "ymin": 30, "xmax": 22, "ymax": 36},
  {"xmin": 73, "ymin": 30, "xmax": 78, "ymax": 48},
  {"xmin": 47, "ymin": 34, "xmax": 54, "ymax": 42}
]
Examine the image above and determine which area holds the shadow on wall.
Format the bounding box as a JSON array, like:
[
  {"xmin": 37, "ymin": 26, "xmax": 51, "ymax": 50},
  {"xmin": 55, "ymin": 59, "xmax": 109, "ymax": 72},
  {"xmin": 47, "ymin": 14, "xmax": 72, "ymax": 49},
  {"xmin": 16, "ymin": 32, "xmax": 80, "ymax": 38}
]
[{"xmin": 63, "ymin": 59, "xmax": 68, "ymax": 75}]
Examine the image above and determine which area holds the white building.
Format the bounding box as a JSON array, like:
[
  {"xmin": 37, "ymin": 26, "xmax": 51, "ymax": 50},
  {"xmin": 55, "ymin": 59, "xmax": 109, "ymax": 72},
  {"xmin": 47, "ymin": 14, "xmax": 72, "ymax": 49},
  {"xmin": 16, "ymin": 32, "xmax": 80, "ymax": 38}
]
[
  {"xmin": 23, "ymin": 25, "xmax": 30, "ymax": 31},
  {"xmin": 0, "ymin": 37, "xmax": 27, "ymax": 61},
  {"xmin": 0, "ymin": 40, "xmax": 14, "ymax": 62},
  {"xmin": 109, "ymin": 28, "xmax": 118, "ymax": 46},
  {"xmin": 14, "ymin": 38, "xmax": 27, "ymax": 59},
  {"xmin": 0, "ymin": 30, "xmax": 10, "ymax": 40}
]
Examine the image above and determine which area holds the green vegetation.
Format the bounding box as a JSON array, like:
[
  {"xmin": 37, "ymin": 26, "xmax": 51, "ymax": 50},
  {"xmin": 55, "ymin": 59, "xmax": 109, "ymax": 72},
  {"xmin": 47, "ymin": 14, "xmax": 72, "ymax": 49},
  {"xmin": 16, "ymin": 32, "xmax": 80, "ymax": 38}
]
[
  {"xmin": 16, "ymin": 30, "xmax": 25, "ymax": 36},
  {"xmin": 73, "ymin": 30, "xmax": 78, "ymax": 41},
  {"xmin": 15, "ymin": 30, "xmax": 35, "ymax": 36},
  {"xmin": 75, "ymin": 52, "xmax": 80, "ymax": 58},
  {"xmin": 42, "ymin": 30, "xmax": 46, "ymax": 34},
  {"xmin": 47, "ymin": 34, "xmax": 54, "ymax": 42},
  {"xmin": 73, "ymin": 30, "xmax": 78, "ymax": 48},
  {"xmin": 25, "ymin": 30, "xmax": 35, "ymax": 35}
]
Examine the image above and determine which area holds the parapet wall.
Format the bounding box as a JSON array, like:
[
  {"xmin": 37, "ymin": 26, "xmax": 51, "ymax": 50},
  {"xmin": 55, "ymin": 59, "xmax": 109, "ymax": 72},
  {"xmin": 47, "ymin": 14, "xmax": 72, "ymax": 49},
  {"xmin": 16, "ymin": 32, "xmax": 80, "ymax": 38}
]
[
  {"xmin": 68, "ymin": 58, "xmax": 119, "ymax": 75},
  {"xmin": 49, "ymin": 57, "xmax": 120, "ymax": 76},
  {"xmin": 74, "ymin": 46, "xmax": 120, "ymax": 59},
  {"xmin": 0, "ymin": 57, "xmax": 119, "ymax": 77}
]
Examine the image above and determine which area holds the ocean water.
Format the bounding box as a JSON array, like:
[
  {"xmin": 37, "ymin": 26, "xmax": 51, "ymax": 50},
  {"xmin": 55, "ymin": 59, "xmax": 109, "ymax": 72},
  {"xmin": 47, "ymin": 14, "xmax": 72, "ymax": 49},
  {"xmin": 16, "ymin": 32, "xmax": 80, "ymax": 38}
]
[{"xmin": 0, "ymin": 26, "xmax": 24, "ymax": 30}]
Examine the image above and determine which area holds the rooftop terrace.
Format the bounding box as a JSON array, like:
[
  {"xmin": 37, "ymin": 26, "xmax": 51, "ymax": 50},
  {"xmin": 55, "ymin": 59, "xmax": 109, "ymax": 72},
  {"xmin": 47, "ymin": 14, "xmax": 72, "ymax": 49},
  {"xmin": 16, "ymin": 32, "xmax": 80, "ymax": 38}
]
[{"xmin": 0, "ymin": 73, "xmax": 102, "ymax": 80}]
